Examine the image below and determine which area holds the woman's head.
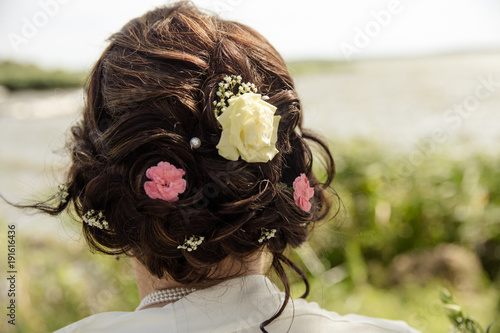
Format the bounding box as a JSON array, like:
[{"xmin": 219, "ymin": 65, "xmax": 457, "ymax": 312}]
[{"xmin": 47, "ymin": 1, "xmax": 335, "ymax": 327}]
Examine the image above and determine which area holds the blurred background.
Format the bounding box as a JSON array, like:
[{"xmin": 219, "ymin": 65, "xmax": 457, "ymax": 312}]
[{"xmin": 1, "ymin": 0, "xmax": 499, "ymax": 332}]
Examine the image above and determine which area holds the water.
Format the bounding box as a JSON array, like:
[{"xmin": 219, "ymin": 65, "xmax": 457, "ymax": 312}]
[{"xmin": 295, "ymin": 52, "xmax": 500, "ymax": 151}]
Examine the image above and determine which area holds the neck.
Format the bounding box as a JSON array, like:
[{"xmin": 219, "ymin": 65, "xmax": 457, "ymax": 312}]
[
  {"xmin": 132, "ymin": 251, "xmax": 268, "ymax": 303},
  {"xmin": 132, "ymin": 259, "xmax": 187, "ymax": 299}
]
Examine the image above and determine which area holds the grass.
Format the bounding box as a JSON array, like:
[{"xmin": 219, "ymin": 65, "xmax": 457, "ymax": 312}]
[
  {"xmin": 1, "ymin": 229, "xmax": 138, "ymax": 333},
  {"xmin": 294, "ymin": 278, "xmax": 499, "ymax": 333},
  {"xmin": 2, "ymin": 139, "xmax": 499, "ymax": 332},
  {"xmin": 4, "ymin": 227, "xmax": 497, "ymax": 333}
]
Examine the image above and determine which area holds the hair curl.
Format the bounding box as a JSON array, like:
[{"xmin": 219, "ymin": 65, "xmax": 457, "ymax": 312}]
[{"xmin": 29, "ymin": 2, "xmax": 336, "ymax": 332}]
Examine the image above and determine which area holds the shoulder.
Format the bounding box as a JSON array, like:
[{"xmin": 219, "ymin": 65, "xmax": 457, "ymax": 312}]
[
  {"xmin": 272, "ymin": 298, "xmax": 421, "ymax": 333},
  {"xmin": 52, "ymin": 308, "xmax": 175, "ymax": 333},
  {"xmin": 52, "ymin": 276, "xmax": 421, "ymax": 333}
]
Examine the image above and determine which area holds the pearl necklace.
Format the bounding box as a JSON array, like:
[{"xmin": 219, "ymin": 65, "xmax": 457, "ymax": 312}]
[{"xmin": 136, "ymin": 287, "xmax": 196, "ymax": 311}]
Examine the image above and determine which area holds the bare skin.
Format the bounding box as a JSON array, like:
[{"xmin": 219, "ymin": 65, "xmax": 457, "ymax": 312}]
[{"xmin": 133, "ymin": 251, "xmax": 269, "ymax": 310}]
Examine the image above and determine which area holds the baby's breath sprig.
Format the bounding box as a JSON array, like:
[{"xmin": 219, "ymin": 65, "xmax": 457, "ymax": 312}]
[
  {"xmin": 55, "ymin": 183, "xmax": 70, "ymax": 204},
  {"xmin": 258, "ymin": 227, "xmax": 277, "ymax": 243},
  {"xmin": 177, "ymin": 235, "xmax": 205, "ymax": 252},
  {"xmin": 82, "ymin": 209, "xmax": 109, "ymax": 230},
  {"xmin": 213, "ymin": 75, "xmax": 257, "ymax": 116}
]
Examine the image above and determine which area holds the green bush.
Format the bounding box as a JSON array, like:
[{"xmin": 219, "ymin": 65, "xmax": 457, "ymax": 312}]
[
  {"xmin": 0, "ymin": 61, "xmax": 85, "ymax": 90},
  {"xmin": 310, "ymin": 140, "xmax": 500, "ymax": 282}
]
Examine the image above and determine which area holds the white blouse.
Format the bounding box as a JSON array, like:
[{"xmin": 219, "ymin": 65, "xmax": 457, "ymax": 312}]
[{"xmin": 54, "ymin": 275, "xmax": 420, "ymax": 333}]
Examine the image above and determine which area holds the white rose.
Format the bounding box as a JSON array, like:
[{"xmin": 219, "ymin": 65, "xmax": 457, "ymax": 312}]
[{"xmin": 216, "ymin": 93, "xmax": 281, "ymax": 163}]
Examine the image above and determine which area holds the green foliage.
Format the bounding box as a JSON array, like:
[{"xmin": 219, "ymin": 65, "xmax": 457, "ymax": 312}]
[
  {"xmin": 441, "ymin": 289, "xmax": 496, "ymax": 333},
  {"xmin": 0, "ymin": 61, "xmax": 85, "ymax": 90},
  {"xmin": 2, "ymin": 140, "xmax": 499, "ymax": 332},
  {"xmin": 2, "ymin": 227, "xmax": 138, "ymax": 333},
  {"xmin": 294, "ymin": 139, "xmax": 500, "ymax": 333},
  {"xmin": 313, "ymin": 140, "xmax": 500, "ymax": 281},
  {"xmin": 287, "ymin": 60, "xmax": 342, "ymax": 74}
]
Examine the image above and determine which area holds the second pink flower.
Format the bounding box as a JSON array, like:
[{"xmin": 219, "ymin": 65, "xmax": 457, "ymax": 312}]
[{"xmin": 293, "ymin": 173, "xmax": 314, "ymax": 212}]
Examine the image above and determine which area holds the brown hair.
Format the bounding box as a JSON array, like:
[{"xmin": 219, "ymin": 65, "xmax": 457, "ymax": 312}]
[{"xmin": 30, "ymin": 2, "xmax": 336, "ymax": 331}]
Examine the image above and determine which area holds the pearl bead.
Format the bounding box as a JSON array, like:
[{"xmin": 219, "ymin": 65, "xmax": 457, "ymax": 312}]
[
  {"xmin": 190, "ymin": 137, "xmax": 201, "ymax": 149},
  {"xmin": 136, "ymin": 287, "xmax": 196, "ymax": 311}
]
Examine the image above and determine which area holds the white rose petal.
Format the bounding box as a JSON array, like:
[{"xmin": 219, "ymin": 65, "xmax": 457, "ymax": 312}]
[{"xmin": 216, "ymin": 93, "xmax": 280, "ymax": 163}]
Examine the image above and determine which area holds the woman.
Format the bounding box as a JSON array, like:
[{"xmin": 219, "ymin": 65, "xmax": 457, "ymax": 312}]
[{"xmin": 33, "ymin": 2, "xmax": 419, "ymax": 332}]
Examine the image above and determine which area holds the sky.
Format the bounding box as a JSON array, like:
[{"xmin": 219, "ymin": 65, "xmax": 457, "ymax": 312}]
[{"xmin": 0, "ymin": 0, "xmax": 499, "ymax": 71}]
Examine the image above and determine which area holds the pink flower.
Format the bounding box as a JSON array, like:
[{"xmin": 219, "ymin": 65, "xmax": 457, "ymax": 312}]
[
  {"xmin": 293, "ymin": 173, "xmax": 314, "ymax": 212},
  {"xmin": 144, "ymin": 162, "xmax": 186, "ymax": 202}
]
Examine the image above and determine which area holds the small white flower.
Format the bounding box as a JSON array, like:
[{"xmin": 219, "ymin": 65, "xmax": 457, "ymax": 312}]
[
  {"xmin": 82, "ymin": 209, "xmax": 109, "ymax": 230},
  {"xmin": 56, "ymin": 183, "xmax": 70, "ymax": 204},
  {"xmin": 258, "ymin": 228, "xmax": 277, "ymax": 243},
  {"xmin": 213, "ymin": 75, "xmax": 269, "ymax": 120},
  {"xmin": 178, "ymin": 235, "xmax": 205, "ymax": 251}
]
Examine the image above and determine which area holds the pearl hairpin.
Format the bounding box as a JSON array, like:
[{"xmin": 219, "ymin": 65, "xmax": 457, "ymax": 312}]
[{"xmin": 190, "ymin": 137, "xmax": 201, "ymax": 149}]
